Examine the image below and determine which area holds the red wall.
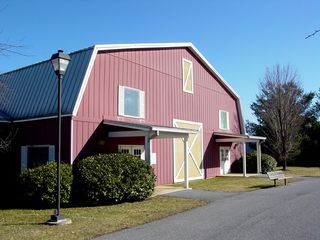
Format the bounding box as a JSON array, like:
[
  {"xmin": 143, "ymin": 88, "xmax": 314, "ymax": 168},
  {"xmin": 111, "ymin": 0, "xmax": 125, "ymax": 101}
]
[
  {"xmin": 74, "ymin": 48, "xmax": 242, "ymax": 184},
  {"xmin": 8, "ymin": 117, "xmax": 71, "ymax": 177}
]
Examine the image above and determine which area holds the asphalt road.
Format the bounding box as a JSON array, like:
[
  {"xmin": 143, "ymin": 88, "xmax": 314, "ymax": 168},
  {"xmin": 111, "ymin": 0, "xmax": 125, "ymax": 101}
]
[{"xmin": 96, "ymin": 177, "xmax": 320, "ymax": 240}]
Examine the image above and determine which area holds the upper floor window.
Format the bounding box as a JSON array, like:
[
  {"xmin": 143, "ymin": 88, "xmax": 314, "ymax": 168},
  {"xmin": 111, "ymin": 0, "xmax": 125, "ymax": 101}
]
[
  {"xmin": 118, "ymin": 86, "xmax": 145, "ymax": 118},
  {"xmin": 219, "ymin": 110, "xmax": 229, "ymax": 130},
  {"xmin": 182, "ymin": 58, "xmax": 193, "ymax": 93}
]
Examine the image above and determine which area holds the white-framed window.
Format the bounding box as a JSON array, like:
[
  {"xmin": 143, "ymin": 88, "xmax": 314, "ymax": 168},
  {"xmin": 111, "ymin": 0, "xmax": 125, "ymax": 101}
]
[
  {"xmin": 21, "ymin": 145, "xmax": 55, "ymax": 172},
  {"xmin": 118, "ymin": 86, "xmax": 145, "ymax": 118},
  {"xmin": 118, "ymin": 145, "xmax": 145, "ymax": 160},
  {"xmin": 182, "ymin": 58, "xmax": 193, "ymax": 93},
  {"xmin": 219, "ymin": 110, "xmax": 230, "ymax": 130}
]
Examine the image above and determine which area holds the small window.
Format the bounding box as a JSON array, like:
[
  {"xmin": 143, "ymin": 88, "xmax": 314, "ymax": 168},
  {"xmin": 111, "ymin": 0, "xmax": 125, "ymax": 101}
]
[
  {"xmin": 219, "ymin": 110, "xmax": 229, "ymax": 130},
  {"xmin": 182, "ymin": 58, "xmax": 193, "ymax": 93},
  {"xmin": 118, "ymin": 86, "xmax": 145, "ymax": 118},
  {"xmin": 21, "ymin": 145, "xmax": 55, "ymax": 172}
]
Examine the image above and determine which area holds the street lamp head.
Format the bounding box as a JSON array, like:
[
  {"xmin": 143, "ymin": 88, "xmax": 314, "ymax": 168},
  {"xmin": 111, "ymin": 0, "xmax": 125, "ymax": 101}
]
[{"xmin": 50, "ymin": 50, "xmax": 71, "ymax": 76}]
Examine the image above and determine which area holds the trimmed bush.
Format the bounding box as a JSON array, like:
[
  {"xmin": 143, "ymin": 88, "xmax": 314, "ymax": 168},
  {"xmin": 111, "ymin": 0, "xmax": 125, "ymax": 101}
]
[
  {"xmin": 18, "ymin": 162, "xmax": 73, "ymax": 208},
  {"xmin": 231, "ymin": 151, "xmax": 277, "ymax": 174},
  {"xmin": 73, "ymin": 153, "xmax": 156, "ymax": 205}
]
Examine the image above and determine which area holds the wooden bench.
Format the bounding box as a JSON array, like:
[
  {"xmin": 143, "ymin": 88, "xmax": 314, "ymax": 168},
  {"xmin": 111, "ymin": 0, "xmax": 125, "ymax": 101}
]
[{"xmin": 267, "ymin": 171, "xmax": 292, "ymax": 187}]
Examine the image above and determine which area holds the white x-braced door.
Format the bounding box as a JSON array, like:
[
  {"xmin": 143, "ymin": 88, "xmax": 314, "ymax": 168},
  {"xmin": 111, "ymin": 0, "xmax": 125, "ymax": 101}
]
[{"xmin": 173, "ymin": 119, "xmax": 203, "ymax": 182}]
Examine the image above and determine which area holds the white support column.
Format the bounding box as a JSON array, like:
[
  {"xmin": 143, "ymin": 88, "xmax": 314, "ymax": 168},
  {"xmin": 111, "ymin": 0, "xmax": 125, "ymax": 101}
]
[
  {"xmin": 183, "ymin": 136, "xmax": 190, "ymax": 189},
  {"xmin": 243, "ymin": 142, "xmax": 247, "ymax": 177},
  {"xmin": 257, "ymin": 141, "xmax": 262, "ymax": 173},
  {"xmin": 145, "ymin": 136, "xmax": 151, "ymax": 165}
]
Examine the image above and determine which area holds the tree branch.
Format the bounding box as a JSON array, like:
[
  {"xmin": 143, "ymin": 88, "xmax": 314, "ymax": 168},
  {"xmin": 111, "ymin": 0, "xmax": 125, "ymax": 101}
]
[{"xmin": 305, "ymin": 29, "xmax": 320, "ymax": 39}]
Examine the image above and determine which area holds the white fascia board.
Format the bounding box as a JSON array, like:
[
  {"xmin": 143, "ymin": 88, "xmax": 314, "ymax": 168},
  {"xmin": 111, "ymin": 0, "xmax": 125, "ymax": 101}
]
[
  {"xmin": 13, "ymin": 114, "xmax": 72, "ymax": 123},
  {"xmin": 72, "ymin": 46, "xmax": 99, "ymax": 116},
  {"xmin": 216, "ymin": 138, "xmax": 260, "ymax": 143},
  {"xmin": 108, "ymin": 130, "xmax": 149, "ymax": 138},
  {"xmin": 0, "ymin": 120, "xmax": 10, "ymax": 123},
  {"xmin": 152, "ymin": 126, "xmax": 198, "ymax": 134}
]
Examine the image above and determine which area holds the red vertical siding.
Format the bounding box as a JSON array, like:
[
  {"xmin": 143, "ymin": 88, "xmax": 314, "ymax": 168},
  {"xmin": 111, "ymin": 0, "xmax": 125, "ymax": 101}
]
[{"xmin": 75, "ymin": 48, "xmax": 242, "ymax": 184}]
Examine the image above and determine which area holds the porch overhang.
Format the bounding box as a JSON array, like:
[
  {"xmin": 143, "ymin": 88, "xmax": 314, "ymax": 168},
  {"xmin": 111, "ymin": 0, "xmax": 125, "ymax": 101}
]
[
  {"xmin": 214, "ymin": 132, "xmax": 266, "ymax": 177},
  {"xmin": 103, "ymin": 119, "xmax": 198, "ymax": 189},
  {"xmin": 104, "ymin": 120, "xmax": 198, "ymax": 139},
  {"xmin": 214, "ymin": 132, "xmax": 266, "ymax": 143}
]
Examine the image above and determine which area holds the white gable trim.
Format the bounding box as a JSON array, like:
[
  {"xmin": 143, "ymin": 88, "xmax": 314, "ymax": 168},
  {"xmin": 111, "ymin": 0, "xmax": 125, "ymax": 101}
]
[
  {"xmin": 72, "ymin": 46, "xmax": 99, "ymax": 116},
  {"xmin": 71, "ymin": 43, "xmax": 245, "ymax": 133}
]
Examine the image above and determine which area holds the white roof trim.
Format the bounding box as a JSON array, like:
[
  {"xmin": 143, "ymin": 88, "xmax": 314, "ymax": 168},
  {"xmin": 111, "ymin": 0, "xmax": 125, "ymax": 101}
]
[
  {"xmin": 13, "ymin": 114, "xmax": 72, "ymax": 123},
  {"xmin": 72, "ymin": 42, "xmax": 245, "ymax": 133},
  {"xmin": 103, "ymin": 119, "xmax": 197, "ymax": 134},
  {"xmin": 214, "ymin": 132, "xmax": 266, "ymax": 142}
]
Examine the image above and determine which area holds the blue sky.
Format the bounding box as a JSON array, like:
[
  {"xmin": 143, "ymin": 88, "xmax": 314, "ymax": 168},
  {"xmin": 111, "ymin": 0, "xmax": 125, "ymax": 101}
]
[{"xmin": 0, "ymin": 0, "xmax": 319, "ymax": 122}]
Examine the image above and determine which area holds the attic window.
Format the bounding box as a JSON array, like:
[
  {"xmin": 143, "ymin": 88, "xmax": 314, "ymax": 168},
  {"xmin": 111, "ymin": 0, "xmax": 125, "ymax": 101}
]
[
  {"xmin": 219, "ymin": 110, "xmax": 229, "ymax": 130},
  {"xmin": 182, "ymin": 58, "xmax": 193, "ymax": 93},
  {"xmin": 118, "ymin": 86, "xmax": 145, "ymax": 118}
]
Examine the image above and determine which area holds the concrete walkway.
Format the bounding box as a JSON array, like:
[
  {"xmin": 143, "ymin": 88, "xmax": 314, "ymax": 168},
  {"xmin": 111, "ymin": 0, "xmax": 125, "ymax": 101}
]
[{"xmin": 95, "ymin": 177, "xmax": 320, "ymax": 240}]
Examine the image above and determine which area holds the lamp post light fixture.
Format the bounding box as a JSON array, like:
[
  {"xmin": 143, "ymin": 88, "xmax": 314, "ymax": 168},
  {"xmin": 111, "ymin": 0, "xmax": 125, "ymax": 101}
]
[{"xmin": 48, "ymin": 50, "xmax": 71, "ymax": 225}]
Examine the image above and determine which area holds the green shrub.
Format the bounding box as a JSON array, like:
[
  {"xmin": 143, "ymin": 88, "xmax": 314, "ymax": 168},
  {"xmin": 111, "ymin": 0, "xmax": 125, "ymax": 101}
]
[
  {"xmin": 231, "ymin": 151, "xmax": 277, "ymax": 174},
  {"xmin": 73, "ymin": 153, "xmax": 156, "ymax": 205},
  {"xmin": 18, "ymin": 162, "xmax": 73, "ymax": 208}
]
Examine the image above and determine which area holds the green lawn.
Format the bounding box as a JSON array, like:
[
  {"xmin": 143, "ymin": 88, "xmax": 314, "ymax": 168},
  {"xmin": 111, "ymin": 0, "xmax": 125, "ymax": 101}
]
[
  {"xmin": 174, "ymin": 176, "xmax": 275, "ymax": 192},
  {"xmin": 173, "ymin": 166, "xmax": 319, "ymax": 192},
  {"xmin": 0, "ymin": 196, "xmax": 206, "ymax": 240}
]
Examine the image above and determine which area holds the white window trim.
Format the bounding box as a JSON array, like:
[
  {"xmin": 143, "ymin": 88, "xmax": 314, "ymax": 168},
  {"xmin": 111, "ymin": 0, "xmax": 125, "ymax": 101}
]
[
  {"xmin": 182, "ymin": 58, "xmax": 194, "ymax": 94},
  {"xmin": 118, "ymin": 85, "xmax": 145, "ymax": 119},
  {"xmin": 219, "ymin": 110, "xmax": 230, "ymax": 130},
  {"xmin": 21, "ymin": 145, "xmax": 55, "ymax": 172}
]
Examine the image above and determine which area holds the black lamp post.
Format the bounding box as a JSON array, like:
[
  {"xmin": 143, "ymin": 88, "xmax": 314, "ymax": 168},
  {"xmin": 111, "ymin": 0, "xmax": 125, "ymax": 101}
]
[{"xmin": 48, "ymin": 50, "xmax": 71, "ymax": 224}]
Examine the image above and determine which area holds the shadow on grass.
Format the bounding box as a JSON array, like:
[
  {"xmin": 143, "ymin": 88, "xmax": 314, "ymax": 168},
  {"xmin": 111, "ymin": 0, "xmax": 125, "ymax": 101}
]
[{"xmin": 248, "ymin": 185, "xmax": 274, "ymax": 190}]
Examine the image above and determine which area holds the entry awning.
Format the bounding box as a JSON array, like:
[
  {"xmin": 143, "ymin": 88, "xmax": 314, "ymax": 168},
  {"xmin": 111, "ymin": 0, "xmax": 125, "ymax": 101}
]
[
  {"xmin": 104, "ymin": 119, "xmax": 196, "ymax": 189},
  {"xmin": 214, "ymin": 132, "xmax": 266, "ymax": 177},
  {"xmin": 214, "ymin": 132, "xmax": 266, "ymax": 143},
  {"xmin": 104, "ymin": 119, "xmax": 198, "ymax": 139}
]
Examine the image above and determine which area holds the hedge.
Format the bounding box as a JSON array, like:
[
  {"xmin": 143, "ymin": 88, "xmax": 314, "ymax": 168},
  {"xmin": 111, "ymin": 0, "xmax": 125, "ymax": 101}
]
[
  {"xmin": 72, "ymin": 153, "xmax": 156, "ymax": 205},
  {"xmin": 18, "ymin": 162, "xmax": 73, "ymax": 208},
  {"xmin": 231, "ymin": 151, "xmax": 277, "ymax": 174}
]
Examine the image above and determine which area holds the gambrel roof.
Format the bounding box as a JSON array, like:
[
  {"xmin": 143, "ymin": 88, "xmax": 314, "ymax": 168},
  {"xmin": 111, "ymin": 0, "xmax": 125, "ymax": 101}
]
[{"xmin": 0, "ymin": 43, "xmax": 245, "ymax": 132}]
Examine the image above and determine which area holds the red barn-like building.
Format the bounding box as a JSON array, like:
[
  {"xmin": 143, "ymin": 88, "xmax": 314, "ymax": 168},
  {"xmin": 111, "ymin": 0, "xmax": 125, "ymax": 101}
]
[{"xmin": 0, "ymin": 43, "xmax": 265, "ymax": 186}]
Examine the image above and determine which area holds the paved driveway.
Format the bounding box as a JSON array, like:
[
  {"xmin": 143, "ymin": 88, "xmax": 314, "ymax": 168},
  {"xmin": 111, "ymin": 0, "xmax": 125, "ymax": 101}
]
[{"xmin": 96, "ymin": 177, "xmax": 320, "ymax": 240}]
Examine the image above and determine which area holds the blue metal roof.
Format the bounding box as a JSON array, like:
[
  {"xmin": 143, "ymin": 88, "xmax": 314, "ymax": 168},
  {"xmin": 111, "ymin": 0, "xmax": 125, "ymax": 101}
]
[{"xmin": 0, "ymin": 47, "xmax": 94, "ymax": 121}]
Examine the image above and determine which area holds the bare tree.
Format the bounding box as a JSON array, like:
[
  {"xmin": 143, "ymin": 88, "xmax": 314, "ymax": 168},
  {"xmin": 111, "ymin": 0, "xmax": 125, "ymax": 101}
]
[
  {"xmin": 305, "ymin": 29, "xmax": 320, "ymax": 39},
  {"xmin": 251, "ymin": 64, "xmax": 313, "ymax": 170}
]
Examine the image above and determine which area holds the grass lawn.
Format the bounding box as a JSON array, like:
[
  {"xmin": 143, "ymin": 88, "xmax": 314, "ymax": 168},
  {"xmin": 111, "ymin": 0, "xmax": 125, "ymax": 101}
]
[
  {"xmin": 280, "ymin": 166, "xmax": 320, "ymax": 177},
  {"xmin": 173, "ymin": 166, "xmax": 319, "ymax": 192},
  {"xmin": 0, "ymin": 196, "xmax": 206, "ymax": 240},
  {"xmin": 173, "ymin": 176, "xmax": 275, "ymax": 192}
]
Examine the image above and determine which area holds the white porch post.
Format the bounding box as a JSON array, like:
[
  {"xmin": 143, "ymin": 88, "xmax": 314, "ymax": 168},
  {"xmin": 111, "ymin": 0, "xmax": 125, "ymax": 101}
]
[
  {"xmin": 257, "ymin": 141, "xmax": 262, "ymax": 173},
  {"xmin": 243, "ymin": 142, "xmax": 247, "ymax": 177},
  {"xmin": 183, "ymin": 136, "xmax": 190, "ymax": 189},
  {"xmin": 145, "ymin": 136, "xmax": 151, "ymax": 164}
]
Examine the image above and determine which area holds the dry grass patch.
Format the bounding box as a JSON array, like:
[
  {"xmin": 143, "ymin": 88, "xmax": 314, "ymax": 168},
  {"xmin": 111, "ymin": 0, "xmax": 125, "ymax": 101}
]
[
  {"xmin": 0, "ymin": 196, "xmax": 206, "ymax": 240},
  {"xmin": 280, "ymin": 166, "xmax": 320, "ymax": 177}
]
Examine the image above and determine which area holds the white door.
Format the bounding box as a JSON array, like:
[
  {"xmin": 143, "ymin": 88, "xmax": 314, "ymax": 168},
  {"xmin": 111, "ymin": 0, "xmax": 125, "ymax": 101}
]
[
  {"xmin": 118, "ymin": 145, "xmax": 145, "ymax": 160},
  {"xmin": 220, "ymin": 147, "xmax": 231, "ymax": 175}
]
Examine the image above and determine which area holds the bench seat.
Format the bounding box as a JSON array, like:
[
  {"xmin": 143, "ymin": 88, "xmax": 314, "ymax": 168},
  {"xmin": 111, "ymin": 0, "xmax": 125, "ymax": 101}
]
[{"xmin": 267, "ymin": 171, "xmax": 292, "ymax": 187}]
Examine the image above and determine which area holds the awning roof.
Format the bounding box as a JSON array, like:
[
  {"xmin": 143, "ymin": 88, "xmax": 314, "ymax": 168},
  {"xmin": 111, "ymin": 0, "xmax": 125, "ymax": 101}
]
[
  {"xmin": 104, "ymin": 119, "xmax": 198, "ymax": 139},
  {"xmin": 214, "ymin": 132, "xmax": 266, "ymax": 143}
]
